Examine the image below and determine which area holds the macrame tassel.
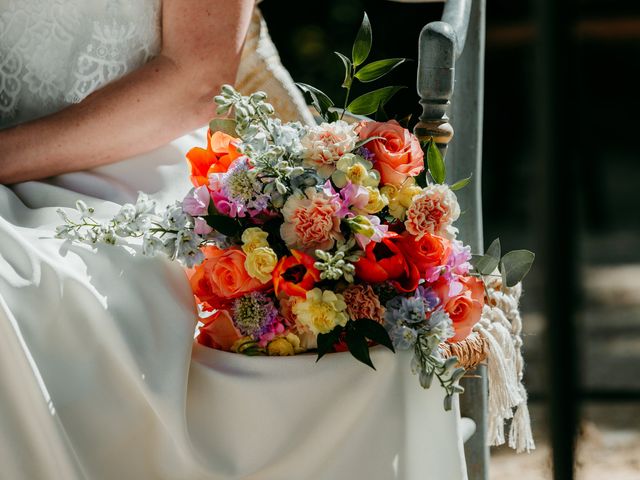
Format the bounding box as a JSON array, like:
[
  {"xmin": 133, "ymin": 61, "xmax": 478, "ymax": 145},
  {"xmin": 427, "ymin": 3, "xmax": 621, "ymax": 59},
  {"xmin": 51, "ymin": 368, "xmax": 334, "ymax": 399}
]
[
  {"xmin": 476, "ymin": 321, "xmax": 522, "ymax": 445},
  {"xmin": 477, "ymin": 278, "xmax": 535, "ymax": 452},
  {"xmin": 509, "ymin": 391, "xmax": 536, "ymax": 453}
]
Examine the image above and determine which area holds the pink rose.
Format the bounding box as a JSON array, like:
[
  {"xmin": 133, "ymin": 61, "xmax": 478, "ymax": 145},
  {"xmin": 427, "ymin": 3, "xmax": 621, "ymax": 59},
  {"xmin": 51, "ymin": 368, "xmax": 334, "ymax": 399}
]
[{"xmin": 357, "ymin": 120, "xmax": 424, "ymax": 186}]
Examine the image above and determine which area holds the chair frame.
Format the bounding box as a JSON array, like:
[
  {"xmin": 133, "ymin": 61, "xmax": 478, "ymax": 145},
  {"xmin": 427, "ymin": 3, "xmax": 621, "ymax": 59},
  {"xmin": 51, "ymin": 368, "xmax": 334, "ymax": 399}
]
[{"xmin": 412, "ymin": 1, "xmax": 488, "ymax": 478}]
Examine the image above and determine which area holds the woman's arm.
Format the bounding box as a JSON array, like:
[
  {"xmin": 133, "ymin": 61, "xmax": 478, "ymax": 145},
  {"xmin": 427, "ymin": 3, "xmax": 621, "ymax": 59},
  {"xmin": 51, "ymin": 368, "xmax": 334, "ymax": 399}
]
[{"xmin": 0, "ymin": 0, "xmax": 254, "ymax": 185}]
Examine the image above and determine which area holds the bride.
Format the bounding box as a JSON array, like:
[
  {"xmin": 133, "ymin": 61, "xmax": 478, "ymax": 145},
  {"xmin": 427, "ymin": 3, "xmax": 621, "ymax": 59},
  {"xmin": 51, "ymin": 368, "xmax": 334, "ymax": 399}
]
[{"xmin": 0, "ymin": 1, "xmax": 468, "ymax": 478}]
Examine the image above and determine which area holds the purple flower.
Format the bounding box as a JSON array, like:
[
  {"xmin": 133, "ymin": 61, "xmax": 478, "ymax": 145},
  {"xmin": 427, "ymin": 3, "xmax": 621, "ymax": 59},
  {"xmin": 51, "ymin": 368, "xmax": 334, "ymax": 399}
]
[
  {"xmin": 182, "ymin": 186, "xmax": 210, "ymax": 216},
  {"xmin": 338, "ymin": 181, "xmax": 370, "ymax": 216},
  {"xmin": 209, "ymin": 158, "xmax": 269, "ymax": 218},
  {"xmin": 357, "ymin": 146, "xmax": 375, "ymax": 162},
  {"xmin": 193, "ymin": 217, "xmax": 213, "ymax": 235},
  {"xmin": 231, "ymin": 292, "xmax": 280, "ymax": 340}
]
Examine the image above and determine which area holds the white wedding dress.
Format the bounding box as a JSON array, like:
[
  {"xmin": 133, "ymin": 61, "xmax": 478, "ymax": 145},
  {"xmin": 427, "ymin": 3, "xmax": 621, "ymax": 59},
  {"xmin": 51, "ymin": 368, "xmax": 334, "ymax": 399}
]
[{"xmin": 0, "ymin": 1, "xmax": 468, "ymax": 479}]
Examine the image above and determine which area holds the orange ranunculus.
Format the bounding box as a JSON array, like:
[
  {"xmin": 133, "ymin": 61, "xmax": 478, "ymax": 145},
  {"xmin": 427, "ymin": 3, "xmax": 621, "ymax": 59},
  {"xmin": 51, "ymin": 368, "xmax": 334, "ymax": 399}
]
[
  {"xmin": 196, "ymin": 310, "xmax": 242, "ymax": 351},
  {"xmin": 398, "ymin": 232, "xmax": 451, "ymax": 281},
  {"xmin": 433, "ymin": 276, "xmax": 485, "ymax": 343},
  {"xmin": 272, "ymin": 250, "xmax": 321, "ymax": 298},
  {"xmin": 354, "ymin": 232, "xmax": 420, "ymax": 292},
  {"xmin": 188, "ymin": 246, "xmax": 264, "ymax": 309},
  {"xmin": 356, "ymin": 120, "xmax": 424, "ymax": 187},
  {"xmin": 186, "ymin": 130, "xmax": 241, "ymax": 187}
]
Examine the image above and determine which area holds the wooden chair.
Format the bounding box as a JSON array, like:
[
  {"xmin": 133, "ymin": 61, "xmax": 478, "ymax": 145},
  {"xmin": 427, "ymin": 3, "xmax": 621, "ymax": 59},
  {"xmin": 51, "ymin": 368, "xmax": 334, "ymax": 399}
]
[{"xmin": 390, "ymin": 0, "xmax": 489, "ymax": 478}]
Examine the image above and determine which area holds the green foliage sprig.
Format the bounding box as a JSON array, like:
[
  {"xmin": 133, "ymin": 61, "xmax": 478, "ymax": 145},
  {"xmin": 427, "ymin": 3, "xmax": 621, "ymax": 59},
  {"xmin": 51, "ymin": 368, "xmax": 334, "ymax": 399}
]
[{"xmin": 297, "ymin": 13, "xmax": 409, "ymax": 122}]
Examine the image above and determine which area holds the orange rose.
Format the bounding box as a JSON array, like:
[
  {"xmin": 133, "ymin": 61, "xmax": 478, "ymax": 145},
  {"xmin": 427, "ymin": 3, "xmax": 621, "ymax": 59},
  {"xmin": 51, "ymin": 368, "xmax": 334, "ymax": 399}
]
[
  {"xmin": 357, "ymin": 120, "xmax": 424, "ymax": 187},
  {"xmin": 196, "ymin": 310, "xmax": 242, "ymax": 351},
  {"xmin": 188, "ymin": 246, "xmax": 264, "ymax": 309},
  {"xmin": 398, "ymin": 232, "xmax": 451, "ymax": 282},
  {"xmin": 186, "ymin": 130, "xmax": 241, "ymax": 187},
  {"xmin": 433, "ymin": 276, "xmax": 485, "ymax": 343}
]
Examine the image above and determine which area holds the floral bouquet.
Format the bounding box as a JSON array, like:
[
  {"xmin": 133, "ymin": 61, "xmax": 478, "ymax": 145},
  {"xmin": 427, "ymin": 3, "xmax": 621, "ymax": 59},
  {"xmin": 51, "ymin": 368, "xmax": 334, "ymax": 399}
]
[{"xmin": 57, "ymin": 14, "xmax": 534, "ymax": 412}]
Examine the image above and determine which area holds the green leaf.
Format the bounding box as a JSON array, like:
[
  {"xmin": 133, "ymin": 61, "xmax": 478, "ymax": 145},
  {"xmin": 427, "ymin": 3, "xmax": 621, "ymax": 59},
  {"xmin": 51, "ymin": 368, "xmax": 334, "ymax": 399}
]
[
  {"xmin": 450, "ymin": 174, "xmax": 473, "ymax": 191},
  {"xmin": 355, "ymin": 319, "xmax": 395, "ymax": 352},
  {"xmin": 208, "ymin": 118, "xmax": 237, "ymax": 136},
  {"xmin": 347, "ymin": 86, "xmax": 405, "ymax": 116},
  {"xmin": 334, "ymin": 52, "xmax": 353, "ymax": 88},
  {"xmin": 352, "ymin": 12, "xmax": 372, "ymax": 67},
  {"xmin": 316, "ymin": 327, "xmax": 342, "ymax": 361},
  {"xmin": 205, "ymin": 215, "xmax": 241, "ymax": 237},
  {"xmin": 500, "ymin": 250, "xmax": 535, "ymax": 287},
  {"xmin": 500, "ymin": 260, "xmax": 508, "ymax": 287},
  {"xmin": 296, "ymin": 82, "xmax": 334, "ymax": 120},
  {"xmin": 426, "ymin": 138, "xmax": 446, "ymax": 184},
  {"xmin": 486, "ymin": 238, "xmax": 501, "ymax": 259},
  {"xmin": 327, "ymin": 110, "xmax": 340, "ymax": 122},
  {"xmin": 345, "ymin": 326, "xmax": 375, "ymax": 369},
  {"xmin": 355, "ymin": 58, "xmax": 408, "ymax": 82},
  {"xmin": 354, "ymin": 136, "xmax": 384, "ymax": 149},
  {"xmin": 470, "ymin": 239, "xmax": 501, "ymax": 275}
]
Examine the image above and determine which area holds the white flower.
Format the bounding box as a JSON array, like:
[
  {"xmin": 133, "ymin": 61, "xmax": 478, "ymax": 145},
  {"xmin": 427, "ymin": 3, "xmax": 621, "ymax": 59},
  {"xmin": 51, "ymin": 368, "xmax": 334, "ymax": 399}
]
[
  {"xmin": 174, "ymin": 229, "xmax": 204, "ymax": 267},
  {"xmin": 301, "ymin": 120, "xmax": 358, "ymax": 177}
]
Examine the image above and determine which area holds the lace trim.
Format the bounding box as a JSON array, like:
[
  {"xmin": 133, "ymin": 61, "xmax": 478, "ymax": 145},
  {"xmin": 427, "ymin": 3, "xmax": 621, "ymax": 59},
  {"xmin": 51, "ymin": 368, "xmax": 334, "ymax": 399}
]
[{"xmin": 0, "ymin": 0, "xmax": 161, "ymax": 122}]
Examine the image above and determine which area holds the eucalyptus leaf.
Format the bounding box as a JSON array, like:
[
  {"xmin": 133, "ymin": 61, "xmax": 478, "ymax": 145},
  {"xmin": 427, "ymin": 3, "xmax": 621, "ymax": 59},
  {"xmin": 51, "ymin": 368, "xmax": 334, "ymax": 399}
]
[
  {"xmin": 426, "ymin": 138, "xmax": 446, "ymax": 184},
  {"xmin": 355, "ymin": 58, "xmax": 408, "ymax": 83},
  {"xmin": 356, "ymin": 319, "xmax": 395, "ymax": 352},
  {"xmin": 209, "ymin": 118, "xmax": 237, "ymax": 136},
  {"xmin": 500, "ymin": 260, "xmax": 508, "ymax": 287},
  {"xmin": 450, "ymin": 174, "xmax": 472, "ymax": 191},
  {"xmin": 486, "ymin": 238, "xmax": 501, "ymax": 259},
  {"xmin": 334, "ymin": 52, "xmax": 353, "ymax": 88},
  {"xmin": 352, "ymin": 12, "xmax": 372, "ymax": 67},
  {"xmin": 347, "ymin": 86, "xmax": 405, "ymax": 116},
  {"xmin": 500, "ymin": 250, "xmax": 535, "ymax": 287},
  {"xmin": 345, "ymin": 326, "xmax": 375, "ymax": 369}
]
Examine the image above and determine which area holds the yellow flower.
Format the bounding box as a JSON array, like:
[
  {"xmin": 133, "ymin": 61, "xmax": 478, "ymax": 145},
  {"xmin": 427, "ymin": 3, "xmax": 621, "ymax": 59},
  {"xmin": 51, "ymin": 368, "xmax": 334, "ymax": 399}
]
[
  {"xmin": 381, "ymin": 178, "xmax": 422, "ymax": 220},
  {"xmin": 244, "ymin": 246, "xmax": 278, "ymax": 283},
  {"xmin": 267, "ymin": 337, "xmax": 295, "ymax": 356},
  {"xmin": 361, "ymin": 186, "xmax": 388, "ymax": 214},
  {"xmin": 241, "ymin": 227, "xmax": 269, "ymax": 254},
  {"xmin": 292, "ymin": 288, "xmax": 348, "ymax": 335}
]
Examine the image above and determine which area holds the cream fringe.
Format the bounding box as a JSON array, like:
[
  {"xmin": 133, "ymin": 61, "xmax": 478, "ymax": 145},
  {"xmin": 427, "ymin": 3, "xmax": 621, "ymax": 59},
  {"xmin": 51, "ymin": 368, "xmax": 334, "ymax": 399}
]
[{"xmin": 474, "ymin": 276, "xmax": 536, "ymax": 453}]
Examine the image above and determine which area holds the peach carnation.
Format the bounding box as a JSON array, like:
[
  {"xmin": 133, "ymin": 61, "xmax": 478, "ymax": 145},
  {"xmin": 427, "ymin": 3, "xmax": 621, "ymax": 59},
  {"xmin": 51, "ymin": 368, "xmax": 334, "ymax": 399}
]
[
  {"xmin": 404, "ymin": 184, "xmax": 460, "ymax": 240},
  {"xmin": 301, "ymin": 120, "xmax": 358, "ymax": 177},
  {"xmin": 342, "ymin": 284, "xmax": 386, "ymax": 324},
  {"xmin": 280, "ymin": 187, "xmax": 343, "ymax": 253}
]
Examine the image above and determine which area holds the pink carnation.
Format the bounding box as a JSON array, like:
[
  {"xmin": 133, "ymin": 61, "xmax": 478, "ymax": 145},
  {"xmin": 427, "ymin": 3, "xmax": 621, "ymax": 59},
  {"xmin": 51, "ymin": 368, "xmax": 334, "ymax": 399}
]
[
  {"xmin": 404, "ymin": 184, "xmax": 460, "ymax": 239},
  {"xmin": 280, "ymin": 187, "xmax": 344, "ymax": 253}
]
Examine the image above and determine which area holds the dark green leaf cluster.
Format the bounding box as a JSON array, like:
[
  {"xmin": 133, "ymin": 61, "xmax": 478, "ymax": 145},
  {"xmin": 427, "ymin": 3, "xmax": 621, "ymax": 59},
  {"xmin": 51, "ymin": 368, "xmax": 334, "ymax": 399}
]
[{"xmin": 317, "ymin": 319, "xmax": 395, "ymax": 369}]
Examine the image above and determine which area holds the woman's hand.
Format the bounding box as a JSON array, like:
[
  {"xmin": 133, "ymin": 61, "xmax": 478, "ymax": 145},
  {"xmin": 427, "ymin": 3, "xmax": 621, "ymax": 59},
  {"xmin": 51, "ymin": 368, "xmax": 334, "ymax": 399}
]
[{"xmin": 0, "ymin": 0, "xmax": 254, "ymax": 184}]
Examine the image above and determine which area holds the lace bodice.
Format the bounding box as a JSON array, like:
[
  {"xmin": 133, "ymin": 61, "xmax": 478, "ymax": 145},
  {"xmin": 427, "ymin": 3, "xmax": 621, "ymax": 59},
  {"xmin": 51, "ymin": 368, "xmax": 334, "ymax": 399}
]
[{"xmin": 0, "ymin": 0, "xmax": 161, "ymax": 128}]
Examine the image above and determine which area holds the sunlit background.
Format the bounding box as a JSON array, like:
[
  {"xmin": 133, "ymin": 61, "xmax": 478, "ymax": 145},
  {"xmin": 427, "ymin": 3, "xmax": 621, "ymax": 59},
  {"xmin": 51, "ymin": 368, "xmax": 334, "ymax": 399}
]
[{"xmin": 262, "ymin": 0, "xmax": 640, "ymax": 478}]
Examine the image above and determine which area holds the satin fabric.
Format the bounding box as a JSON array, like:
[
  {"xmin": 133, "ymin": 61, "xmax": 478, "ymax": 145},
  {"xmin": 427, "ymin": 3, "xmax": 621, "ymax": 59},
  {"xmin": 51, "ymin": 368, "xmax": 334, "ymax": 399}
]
[{"xmin": 0, "ymin": 127, "xmax": 468, "ymax": 479}]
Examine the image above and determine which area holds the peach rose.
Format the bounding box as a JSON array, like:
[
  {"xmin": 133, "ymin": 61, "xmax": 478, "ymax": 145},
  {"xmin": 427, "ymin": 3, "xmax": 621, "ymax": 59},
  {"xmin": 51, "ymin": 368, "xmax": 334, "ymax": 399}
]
[
  {"xmin": 189, "ymin": 246, "xmax": 264, "ymax": 309},
  {"xmin": 433, "ymin": 276, "xmax": 485, "ymax": 343},
  {"xmin": 196, "ymin": 310, "xmax": 243, "ymax": 351},
  {"xmin": 357, "ymin": 120, "xmax": 424, "ymax": 186}
]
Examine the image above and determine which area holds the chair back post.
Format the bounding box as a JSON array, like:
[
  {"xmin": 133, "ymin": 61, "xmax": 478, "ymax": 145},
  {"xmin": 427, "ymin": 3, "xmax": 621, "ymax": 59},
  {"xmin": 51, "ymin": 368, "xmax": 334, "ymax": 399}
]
[{"xmin": 414, "ymin": 1, "xmax": 488, "ymax": 479}]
